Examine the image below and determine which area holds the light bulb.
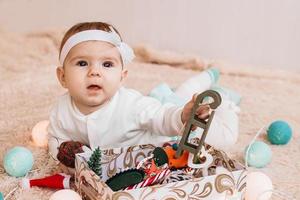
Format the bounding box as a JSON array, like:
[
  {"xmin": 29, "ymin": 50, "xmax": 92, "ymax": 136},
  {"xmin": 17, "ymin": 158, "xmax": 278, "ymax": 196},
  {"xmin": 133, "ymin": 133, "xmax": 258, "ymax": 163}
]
[
  {"xmin": 31, "ymin": 120, "xmax": 49, "ymax": 147},
  {"xmin": 49, "ymin": 189, "xmax": 82, "ymax": 200},
  {"xmin": 245, "ymin": 171, "xmax": 272, "ymax": 200}
]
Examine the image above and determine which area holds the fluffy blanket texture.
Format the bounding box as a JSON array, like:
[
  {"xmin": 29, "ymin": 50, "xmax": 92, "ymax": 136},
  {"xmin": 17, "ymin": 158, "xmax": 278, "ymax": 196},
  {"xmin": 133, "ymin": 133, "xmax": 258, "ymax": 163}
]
[{"xmin": 0, "ymin": 29, "xmax": 299, "ymax": 199}]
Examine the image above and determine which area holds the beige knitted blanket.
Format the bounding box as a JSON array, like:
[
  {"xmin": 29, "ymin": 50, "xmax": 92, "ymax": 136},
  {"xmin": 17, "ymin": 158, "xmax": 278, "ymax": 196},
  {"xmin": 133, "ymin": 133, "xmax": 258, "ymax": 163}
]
[{"xmin": 0, "ymin": 29, "xmax": 299, "ymax": 199}]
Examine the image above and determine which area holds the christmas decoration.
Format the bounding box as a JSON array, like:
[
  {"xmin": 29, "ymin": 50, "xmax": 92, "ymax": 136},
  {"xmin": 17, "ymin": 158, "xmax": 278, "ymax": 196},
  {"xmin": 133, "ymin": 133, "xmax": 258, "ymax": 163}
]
[
  {"xmin": 31, "ymin": 120, "xmax": 49, "ymax": 147},
  {"xmin": 57, "ymin": 141, "xmax": 84, "ymax": 168},
  {"xmin": 246, "ymin": 171, "xmax": 273, "ymax": 200},
  {"xmin": 49, "ymin": 189, "xmax": 82, "ymax": 200},
  {"xmin": 125, "ymin": 168, "xmax": 171, "ymax": 190},
  {"xmin": 106, "ymin": 169, "xmax": 145, "ymax": 191},
  {"xmin": 87, "ymin": 147, "xmax": 102, "ymax": 178},
  {"xmin": 4, "ymin": 146, "xmax": 34, "ymax": 177},
  {"xmin": 21, "ymin": 173, "xmax": 71, "ymax": 189},
  {"xmin": 267, "ymin": 120, "xmax": 292, "ymax": 145},
  {"xmin": 244, "ymin": 141, "xmax": 272, "ymax": 168}
]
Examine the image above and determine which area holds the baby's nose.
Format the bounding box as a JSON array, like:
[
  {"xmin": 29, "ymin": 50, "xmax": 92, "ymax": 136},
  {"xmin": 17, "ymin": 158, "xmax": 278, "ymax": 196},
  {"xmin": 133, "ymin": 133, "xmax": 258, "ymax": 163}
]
[{"xmin": 89, "ymin": 64, "xmax": 102, "ymax": 76}]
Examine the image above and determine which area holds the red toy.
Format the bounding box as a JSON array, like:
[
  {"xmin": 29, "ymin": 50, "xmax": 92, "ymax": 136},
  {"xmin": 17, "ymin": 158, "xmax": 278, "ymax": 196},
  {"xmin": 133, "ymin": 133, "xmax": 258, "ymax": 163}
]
[
  {"xmin": 152, "ymin": 144, "xmax": 189, "ymax": 169},
  {"xmin": 21, "ymin": 173, "xmax": 71, "ymax": 189},
  {"xmin": 164, "ymin": 146, "xmax": 189, "ymax": 168}
]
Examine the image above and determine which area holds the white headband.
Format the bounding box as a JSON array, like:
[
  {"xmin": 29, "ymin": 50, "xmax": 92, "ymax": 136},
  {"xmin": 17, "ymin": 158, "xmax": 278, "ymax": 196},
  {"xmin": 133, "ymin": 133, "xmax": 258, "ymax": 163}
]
[{"xmin": 59, "ymin": 28, "xmax": 135, "ymax": 65}]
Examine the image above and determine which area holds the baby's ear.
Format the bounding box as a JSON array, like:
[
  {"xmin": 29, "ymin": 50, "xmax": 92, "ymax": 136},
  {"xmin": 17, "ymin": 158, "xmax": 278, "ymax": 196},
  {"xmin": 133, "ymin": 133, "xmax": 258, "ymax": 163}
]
[
  {"xmin": 56, "ymin": 66, "xmax": 67, "ymax": 88},
  {"xmin": 120, "ymin": 69, "xmax": 128, "ymax": 82}
]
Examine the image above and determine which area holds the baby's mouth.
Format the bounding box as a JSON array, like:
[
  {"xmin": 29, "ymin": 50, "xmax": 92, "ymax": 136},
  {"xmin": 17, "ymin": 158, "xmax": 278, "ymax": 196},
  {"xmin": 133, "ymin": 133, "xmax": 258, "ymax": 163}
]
[{"xmin": 87, "ymin": 84, "xmax": 102, "ymax": 90}]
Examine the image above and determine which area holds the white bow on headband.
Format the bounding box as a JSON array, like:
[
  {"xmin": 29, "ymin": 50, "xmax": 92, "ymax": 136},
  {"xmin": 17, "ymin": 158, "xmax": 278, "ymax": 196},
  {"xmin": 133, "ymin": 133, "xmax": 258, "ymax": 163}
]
[{"xmin": 59, "ymin": 27, "xmax": 135, "ymax": 65}]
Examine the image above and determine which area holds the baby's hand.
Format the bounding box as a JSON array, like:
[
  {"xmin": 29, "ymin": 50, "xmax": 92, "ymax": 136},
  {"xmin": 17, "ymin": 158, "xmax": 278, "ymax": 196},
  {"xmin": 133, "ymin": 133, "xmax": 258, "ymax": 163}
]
[
  {"xmin": 181, "ymin": 94, "xmax": 211, "ymax": 130},
  {"xmin": 57, "ymin": 141, "xmax": 85, "ymax": 168}
]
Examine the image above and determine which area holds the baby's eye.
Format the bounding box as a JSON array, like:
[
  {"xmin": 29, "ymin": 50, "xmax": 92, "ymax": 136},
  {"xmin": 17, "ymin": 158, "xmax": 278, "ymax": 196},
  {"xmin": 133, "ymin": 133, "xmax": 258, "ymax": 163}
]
[
  {"xmin": 102, "ymin": 61, "xmax": 114, "ymax": 68},
  {"xmin": 76, "ymin": 60, "xmax": 88, "ymax": 67}
]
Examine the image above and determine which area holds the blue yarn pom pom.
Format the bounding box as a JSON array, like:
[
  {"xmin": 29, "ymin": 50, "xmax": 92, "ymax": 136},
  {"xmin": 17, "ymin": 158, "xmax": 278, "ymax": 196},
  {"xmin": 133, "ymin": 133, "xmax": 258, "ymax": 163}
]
[
  {"xmin": 244, "ymin": 141, "xmax": 272, "ymax": 168},
  {"xmin": 0, "ymin": 192, "xmax": 3, "ymax": 200},
  {"xmin": 267, "ymin": 120, "xmax": 292, "ymax": 145},
  {"xmin": 3, "ymin": 146, "xmax": 34, "ymax": 177}
]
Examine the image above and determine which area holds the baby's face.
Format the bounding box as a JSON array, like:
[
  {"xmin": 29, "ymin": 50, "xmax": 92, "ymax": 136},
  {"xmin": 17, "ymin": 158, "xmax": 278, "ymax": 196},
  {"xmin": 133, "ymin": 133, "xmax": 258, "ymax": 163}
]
[{"xmin": 59, "ymin": 40, "xmax": 127, "ymax": 114}]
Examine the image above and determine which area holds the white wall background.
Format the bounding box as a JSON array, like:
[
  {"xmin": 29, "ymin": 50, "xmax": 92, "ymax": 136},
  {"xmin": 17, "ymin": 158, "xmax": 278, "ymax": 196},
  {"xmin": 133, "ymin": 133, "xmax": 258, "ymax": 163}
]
[{"xmin": 0, "ymin": 0, "xmax": 299, "ymax": 70}]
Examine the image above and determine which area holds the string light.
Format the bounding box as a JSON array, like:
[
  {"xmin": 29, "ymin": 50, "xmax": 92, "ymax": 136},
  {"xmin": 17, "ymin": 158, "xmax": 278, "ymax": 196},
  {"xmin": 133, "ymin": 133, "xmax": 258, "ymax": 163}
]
[{"xmin": 31, "ymin": 120, "xmax": 49, "ymax": 147}]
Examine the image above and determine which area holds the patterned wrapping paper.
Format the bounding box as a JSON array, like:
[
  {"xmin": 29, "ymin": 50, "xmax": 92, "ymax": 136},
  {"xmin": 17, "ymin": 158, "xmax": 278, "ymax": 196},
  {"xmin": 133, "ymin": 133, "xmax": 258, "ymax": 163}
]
[{"xmin": 75, "ymin": 142, "xmax": 247, "ymax": 200}]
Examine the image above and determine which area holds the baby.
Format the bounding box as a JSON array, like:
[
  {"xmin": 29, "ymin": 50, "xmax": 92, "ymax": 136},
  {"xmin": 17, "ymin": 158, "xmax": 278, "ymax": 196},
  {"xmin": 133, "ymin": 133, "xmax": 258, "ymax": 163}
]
[{"xmin": 48, "ymin": 22, "xmax": 239, "ymax": 168}]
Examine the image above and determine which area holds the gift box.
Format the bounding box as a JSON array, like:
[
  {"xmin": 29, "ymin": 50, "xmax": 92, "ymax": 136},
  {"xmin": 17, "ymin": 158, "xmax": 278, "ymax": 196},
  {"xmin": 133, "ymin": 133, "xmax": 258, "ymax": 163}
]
[{"xmin": 74, "ymin": 142, "xmax": 246, "ymax": 200}]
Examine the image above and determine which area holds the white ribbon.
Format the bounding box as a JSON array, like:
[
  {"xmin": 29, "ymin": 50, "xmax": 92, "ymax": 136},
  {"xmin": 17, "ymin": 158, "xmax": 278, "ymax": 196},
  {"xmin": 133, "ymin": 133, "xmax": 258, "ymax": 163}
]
[
  {"xmin": 59, "ymin": 27, "xmax": 135, "ymax": 65},
  {"xmin": 187, "ymin": 146, "xmax": 213, "ymax": 169}
]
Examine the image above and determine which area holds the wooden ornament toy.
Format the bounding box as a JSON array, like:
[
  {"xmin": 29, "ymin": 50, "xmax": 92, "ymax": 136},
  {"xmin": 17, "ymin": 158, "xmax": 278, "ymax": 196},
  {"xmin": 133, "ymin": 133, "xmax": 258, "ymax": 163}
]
[{"xmin": 175, "ymin": 90, "xmax": 222, "ymax": 166}]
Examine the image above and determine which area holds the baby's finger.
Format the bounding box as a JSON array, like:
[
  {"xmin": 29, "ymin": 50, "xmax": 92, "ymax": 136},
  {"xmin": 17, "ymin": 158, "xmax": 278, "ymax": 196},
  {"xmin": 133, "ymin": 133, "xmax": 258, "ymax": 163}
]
[
  {"xmin": 198, "ymin": 112, "xmax": 210, "ymax": 119},
  {"xmin": 191, "ymin": 125, "xmax": 197, "ymax": 131},
  {"xmin": 196, "ymin": 105, "xmax": 210, "ymax": 115},
  {"xmin": 192, "ymin": 93, "xmax": 199, "ymax": 103}
]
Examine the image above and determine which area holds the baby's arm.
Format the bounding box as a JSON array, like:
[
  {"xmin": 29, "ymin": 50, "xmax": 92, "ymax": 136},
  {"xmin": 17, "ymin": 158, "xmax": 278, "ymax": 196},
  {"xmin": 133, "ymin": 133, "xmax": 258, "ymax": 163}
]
[
  {"xmin": 136, "ymin": 94, "xmax": 238, "ymax": 149},
  {"xmin": 135, "ymin": 96, "xmax": 184, "ymax": 136},
  {"xmin": 48, "ymin": 106, "xmax": 85, "ymax": 168},
  {"xmin": 135, "ymin": 94, "xmax": 211, "ymax": 137},
  {"xmin": 48, "ymin": 105, "xmax": 71, "ymax": 159}
]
